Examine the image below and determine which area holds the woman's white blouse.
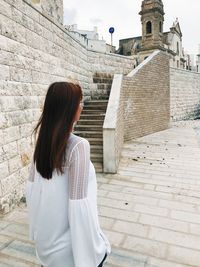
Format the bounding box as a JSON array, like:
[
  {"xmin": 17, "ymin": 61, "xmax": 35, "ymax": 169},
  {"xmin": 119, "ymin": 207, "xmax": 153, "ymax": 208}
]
[{"xmin": 25, "ymin": 133, "xmax": 111, "ymax": 267}]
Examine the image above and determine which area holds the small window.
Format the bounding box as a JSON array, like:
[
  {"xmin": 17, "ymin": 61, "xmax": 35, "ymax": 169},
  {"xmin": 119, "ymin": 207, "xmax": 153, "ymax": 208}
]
[
  {"xmin": 136, "ymin": 43, "xmax": 140, "ymax": 50},
  {"xmin": 146, "ymin": 21, "xmax": 152, "ymax": 34},
  {"xmin": 159, "ymin": 21, "xmax": 162, "ymax": 33},
  {"xmin": 177, "ymin": 42, "xmax": 179, "ymax": 55}
]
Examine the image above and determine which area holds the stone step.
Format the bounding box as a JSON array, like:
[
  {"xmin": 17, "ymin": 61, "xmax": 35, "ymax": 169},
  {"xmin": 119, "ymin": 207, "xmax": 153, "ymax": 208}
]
[
  {"xmin": 83, "ymin": 105, "xmax": 107, "ymax": 111},
  {"xmin": 77, "ymin": 120, "xmax": 104, "ymax": 126},
  {"xmin": 93, "ymin": 162, "xmax": 103, "ymax": 173},
  {"xmin": 81, "ymin": 109, "xmax": 106, "ymax": 115},
  {"xmin": 90, "ymin": 144, "xmax": 103, "ymax": 153},
  {"xmin": 91, "ymin": 153, "xmax": 103, "ymax": 163},
  {"xmin": 86, "ymin": 137, "xmax": 103, "ymax": 145},
  {"xmin": 80, "ymin": 114, "xmax": 105, "ymax": 120},
  {"xmin": 91, "ymin": 95, "xmax": 109, "ymax": 100},
  {"xmin": 84, "ymin": 100, "xmax": 108, "ymax": 105},
  {"xmin": 96, "ymin": 85, "xmax": 112, "ymax": 91},
  {"xmin": 75, "ymin": 125, "xmax": 103, "ymax": 132},
  {"xmin": 74, "ymin": 131, "xmax": 103, "ymax": 138}
]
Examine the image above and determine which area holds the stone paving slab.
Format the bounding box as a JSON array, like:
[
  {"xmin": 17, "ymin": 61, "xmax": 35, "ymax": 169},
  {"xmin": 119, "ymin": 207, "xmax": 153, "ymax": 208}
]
[{"xmin": 1, "ymin": 120, "xmax": 200, "ymax": 266}]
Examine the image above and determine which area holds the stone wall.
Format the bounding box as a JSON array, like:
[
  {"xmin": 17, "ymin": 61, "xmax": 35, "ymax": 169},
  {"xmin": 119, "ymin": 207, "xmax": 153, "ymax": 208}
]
[
  {"xmin": 123, "ymin": 51, "xmax": 170, "ymax": 141},
  {"xmin": 0, "ymin": 0, "xmax": 135, "ymax": 213},
  {"xmin": 0, "ymin": 0, "xmax": 87, "ymax": 214},
  {"xmin": 170, "ymin": 68, "xmax": 200, "ymax": 121},
  {"xmin": 103, "ymin": 51, "xmax": 170, "ymax": 173}
]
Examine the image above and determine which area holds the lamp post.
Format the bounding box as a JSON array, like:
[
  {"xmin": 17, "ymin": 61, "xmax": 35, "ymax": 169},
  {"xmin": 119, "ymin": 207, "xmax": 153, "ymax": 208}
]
[{"xmin": 109, "ymin": 27, "xmax": 115, "ymax": 47}]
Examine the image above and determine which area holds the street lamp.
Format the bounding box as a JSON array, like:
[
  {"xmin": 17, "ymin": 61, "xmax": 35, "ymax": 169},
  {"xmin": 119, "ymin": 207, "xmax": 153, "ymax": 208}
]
[{"xmin": 109, "ymin": 27, "xmax": 115, "ymax": 47}]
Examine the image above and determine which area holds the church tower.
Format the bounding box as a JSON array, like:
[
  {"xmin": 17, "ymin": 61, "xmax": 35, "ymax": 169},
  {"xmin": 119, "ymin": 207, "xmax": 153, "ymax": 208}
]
[{"xmin": 139, "ymin": 0, "xmax": 165, "ymax": 51}]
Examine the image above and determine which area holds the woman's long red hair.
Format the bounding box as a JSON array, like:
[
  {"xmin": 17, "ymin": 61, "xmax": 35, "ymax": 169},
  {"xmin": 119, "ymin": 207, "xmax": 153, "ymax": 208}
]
[{"xmin": 32, "ymin": 82, "xmax": 82, "ymax": 179}]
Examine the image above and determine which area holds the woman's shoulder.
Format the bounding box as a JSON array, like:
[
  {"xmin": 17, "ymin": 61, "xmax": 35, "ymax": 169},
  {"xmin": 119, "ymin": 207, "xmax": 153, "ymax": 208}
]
[
  {"xmin": 64, "ymin": 133, "xmax": 90, "ymax": 166},
  {"xmin": 69, "ymin": 133, "xmax": 89, "ymax": 147},
  {"xmin": 67, "ymin": 133, "xmax": 90, "ymax": 155}
]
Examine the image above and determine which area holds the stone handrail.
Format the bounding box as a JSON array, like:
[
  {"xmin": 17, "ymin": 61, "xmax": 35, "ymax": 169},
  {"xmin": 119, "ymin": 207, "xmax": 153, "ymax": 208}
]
[
  {"xmin": 103, "ymin": 74, "xmax": 124, "ymax": 173},
  {"xmin": 127, "ymin": 50, "xmax": 160, "ymax": 77}
]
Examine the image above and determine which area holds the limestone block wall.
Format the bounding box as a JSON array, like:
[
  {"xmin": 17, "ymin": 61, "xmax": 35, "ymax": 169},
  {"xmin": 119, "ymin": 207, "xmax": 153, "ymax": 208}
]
[
  {"xmin": 122, "ymin": 51, "xmax": 170, "ymax": 141},
  {"xmin": 170, "ymin": 68, "xmax": 200, "ymax": 121},
  {"xmin": 0, "ymin": 0, "xmax": 89, "ymax": 214},
  {"xmin": 0, "ymin": 0, "xmax": 135, "ymax": 213}
]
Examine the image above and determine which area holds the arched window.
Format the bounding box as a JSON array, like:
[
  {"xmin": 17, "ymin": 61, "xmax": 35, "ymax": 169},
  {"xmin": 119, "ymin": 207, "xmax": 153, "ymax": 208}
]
[
  {"xmin": 146, "ymin": 21, "xmax": 152, "ymax": 34},
  {"xmin": 159, "ymin": 21, "xmax": 162, "ymax": 33}
]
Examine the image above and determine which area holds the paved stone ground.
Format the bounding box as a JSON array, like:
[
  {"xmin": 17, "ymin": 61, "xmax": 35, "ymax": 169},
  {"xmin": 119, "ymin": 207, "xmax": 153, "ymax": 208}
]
[{"xmin": 1, "ymin": 120, "xmax": 200, "ymax": 267}]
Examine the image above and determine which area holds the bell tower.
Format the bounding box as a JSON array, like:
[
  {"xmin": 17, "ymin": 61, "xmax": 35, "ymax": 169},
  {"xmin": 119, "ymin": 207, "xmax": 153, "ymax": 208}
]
[{"xmin": 139, "ymin": 0, "xmax": 165, "ymax": 51}]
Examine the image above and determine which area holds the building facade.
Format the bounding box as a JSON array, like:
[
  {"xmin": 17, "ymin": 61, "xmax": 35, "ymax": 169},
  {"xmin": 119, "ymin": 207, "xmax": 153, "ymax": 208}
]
[
  {"xmin": 118, "ymin": 0, "xmax": 186, "ymax": 68},
  {"xmin": 65, "ymin": 24, "xmax": 116, "ymax": 53}
]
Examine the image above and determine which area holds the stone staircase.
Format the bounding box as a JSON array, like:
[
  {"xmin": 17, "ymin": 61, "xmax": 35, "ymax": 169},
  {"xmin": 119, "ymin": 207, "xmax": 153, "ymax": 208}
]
[
  {"xmin": 74, "ymin": 100, "xmax": 107, "ymax": 172},
  {"xmin": 74, "ymin": 73, "xmax": 113, "ymax": 172}
]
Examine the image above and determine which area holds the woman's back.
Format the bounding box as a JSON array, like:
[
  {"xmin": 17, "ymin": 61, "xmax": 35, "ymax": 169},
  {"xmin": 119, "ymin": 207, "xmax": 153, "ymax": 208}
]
[{"xmin": 26, "ymin": 133, "xmax": 111, "ymax": 267}]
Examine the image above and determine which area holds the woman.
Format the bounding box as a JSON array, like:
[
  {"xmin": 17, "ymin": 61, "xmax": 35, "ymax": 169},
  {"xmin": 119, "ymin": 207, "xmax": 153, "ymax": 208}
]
[{"xmin": 25, "ymin": 82, "xmax": 111, "ymax": 267}]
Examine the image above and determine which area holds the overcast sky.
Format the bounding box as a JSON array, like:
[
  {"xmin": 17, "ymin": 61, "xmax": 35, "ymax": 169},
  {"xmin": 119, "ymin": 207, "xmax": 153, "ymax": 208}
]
[{"xmin": 63, "ymin": 0, "xmax": 200, "ymax": 55}]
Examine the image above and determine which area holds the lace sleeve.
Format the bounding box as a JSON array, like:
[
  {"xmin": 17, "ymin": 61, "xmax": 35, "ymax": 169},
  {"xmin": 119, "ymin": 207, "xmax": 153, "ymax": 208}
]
[
  {"xmin": 68, "ymin": 139, "xmax": 90, "ymax": 200},
  {"xmin": 68, "ymin": 138, "xmax": 110, "ymax": 266}
]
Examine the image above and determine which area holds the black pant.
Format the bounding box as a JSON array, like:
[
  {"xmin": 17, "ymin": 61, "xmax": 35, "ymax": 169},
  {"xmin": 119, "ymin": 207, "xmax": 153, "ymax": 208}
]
[{"xmin": 98, "ymin": 253, "xmax": 107, "ymax": 267}]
